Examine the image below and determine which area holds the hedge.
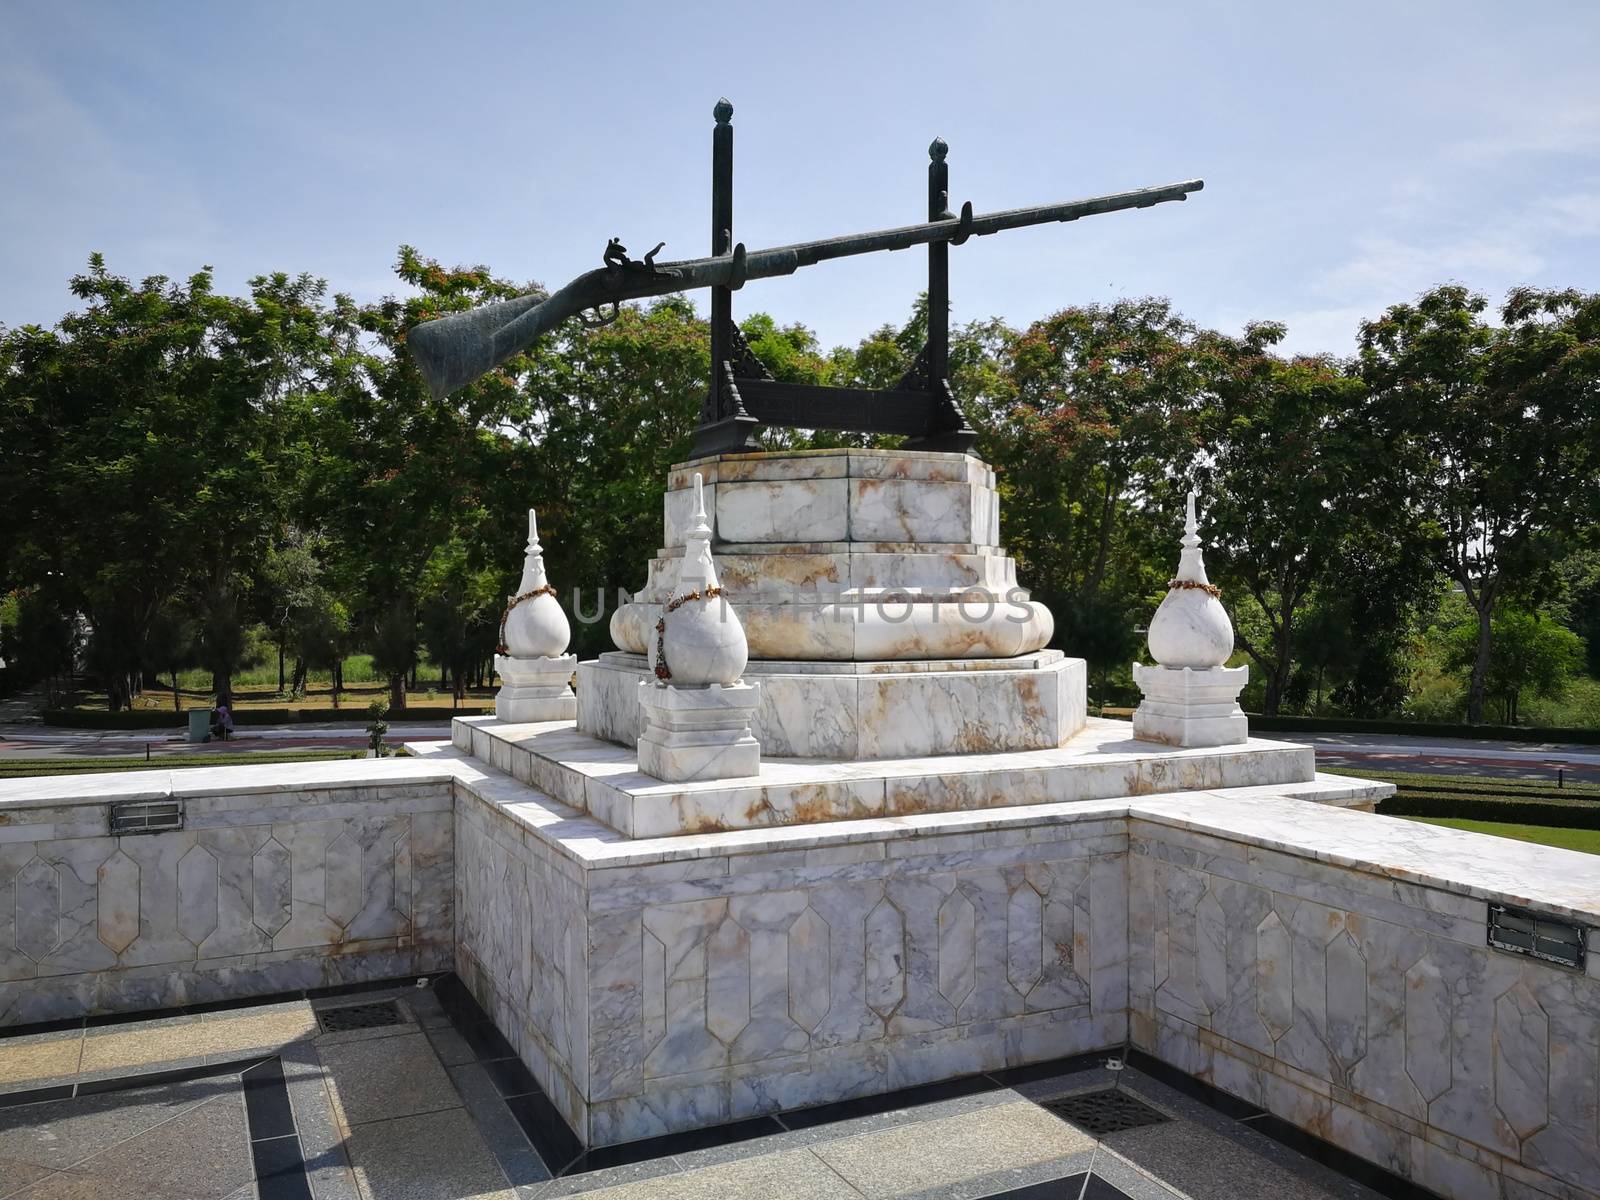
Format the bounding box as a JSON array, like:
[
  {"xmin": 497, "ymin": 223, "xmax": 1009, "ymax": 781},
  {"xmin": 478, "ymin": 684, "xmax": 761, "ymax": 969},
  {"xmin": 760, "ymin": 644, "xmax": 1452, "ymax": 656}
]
[
  {"xmin": 1379, "ymin": 793, "xmax": 1600, "ymax": 830},
  {"xmin": 1247, "ymin": 713, "xmax": 1600, "ymax": 744},
  {"xmin": 0, "ymin": 750, "xmax": 368, "ymax": 778},
  {"xmin": 43, "ymin": 705, "xmax": 491, "ymax": 729}
]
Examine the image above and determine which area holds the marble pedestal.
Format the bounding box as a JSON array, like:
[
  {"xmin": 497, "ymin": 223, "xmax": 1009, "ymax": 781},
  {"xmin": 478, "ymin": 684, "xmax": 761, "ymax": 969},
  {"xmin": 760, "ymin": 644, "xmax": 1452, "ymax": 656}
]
[
  {"xmin": 579, "ymin": 650, "xmax": 1085, "ymax": 760},
  {"xmin": 583, "ymin": 448, "xmax": 1079, "ymax": 760},
  {"xmin": 605, "ymin": 449, "xmax": 1055, "ymax": 664},
  {"xmin": 495, "ymin": 653, "xmax": 577, "ymax": 723},
  {"xmin": 637, "ymin": 680, "xmax": 761, "ymax": 782},
  {"xmin": 1132, "ymin": 663, "xmax": 1248, "ymax": 748}
]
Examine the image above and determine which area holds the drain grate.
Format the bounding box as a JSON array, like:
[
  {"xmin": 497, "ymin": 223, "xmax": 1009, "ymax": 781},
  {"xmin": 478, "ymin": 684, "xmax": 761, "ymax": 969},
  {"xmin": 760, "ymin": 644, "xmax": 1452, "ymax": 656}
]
[
  {"xmin": 316, "ymin": 1001, "xmax": 404, "ymax": 1033},
  {"xmin": 1040, "ymin": 1088, "xmax": 1170, "ymax": 1136}
]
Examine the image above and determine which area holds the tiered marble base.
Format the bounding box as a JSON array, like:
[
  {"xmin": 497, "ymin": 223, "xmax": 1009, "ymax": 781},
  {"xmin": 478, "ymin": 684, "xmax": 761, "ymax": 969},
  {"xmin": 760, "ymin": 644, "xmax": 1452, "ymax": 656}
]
[
  {"xmin": 637, "ymin": 681, "xmax": 762, "ymax": 782},
  {"xmin": 1132, "ymin": 663, "xmax": 1248, "ymax": 748},
  {"xmin": 605, "ymin": 450, "xmax": 1054, "ymax": 663},
  {"xmin": 578, "ymin": 650, "xmax": 1085, "ymax": 760},
  {"xmin": 453, "ymin": 714, "xmax": 1380, "ymax": 839},
  {"xmin": 495, "ymin": 653, "xmax": 577, "ymax": 723}
]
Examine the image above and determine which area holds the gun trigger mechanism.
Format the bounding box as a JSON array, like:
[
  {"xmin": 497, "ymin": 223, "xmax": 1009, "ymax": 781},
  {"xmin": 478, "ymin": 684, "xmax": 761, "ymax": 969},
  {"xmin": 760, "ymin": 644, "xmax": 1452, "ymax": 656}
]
[
  {"xmin": 951, "ymin": 201, "xmax": 974, "ymax": 246},
  {"xmin": 579, "ymin": 302, "xmax": 621, "ymax": 328}
]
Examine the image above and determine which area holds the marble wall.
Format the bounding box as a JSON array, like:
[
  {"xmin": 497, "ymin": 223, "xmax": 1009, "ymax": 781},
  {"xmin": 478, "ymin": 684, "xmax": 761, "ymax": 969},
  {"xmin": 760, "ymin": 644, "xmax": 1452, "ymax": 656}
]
[
  {"xmin": 451, "ymin": 755, "xmax": 1600, "ymax": 1199},
  {"xmin": 0, "ymin": 772, "xmax": 455, "ymax": 1024},
  {"xmin": 579, "ymin": 824, "xmax": 1130, "ymax": 1144},
  {"xmin": 453, "ymin": 773, "xmax": 591, "ymax": 1134},
  {"xmin": 1128, "ymin": 812, "xmax": 1600, "ymax": 1200}
]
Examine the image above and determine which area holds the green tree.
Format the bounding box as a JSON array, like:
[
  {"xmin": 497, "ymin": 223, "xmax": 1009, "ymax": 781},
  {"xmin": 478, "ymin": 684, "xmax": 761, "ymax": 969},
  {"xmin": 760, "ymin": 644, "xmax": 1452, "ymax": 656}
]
[
  {"xmin": 418, "ymin": 535, "xmax": 500, "ymax": 701},
  {"xmin": 1358, "ymin": 286, "xmax": 1600, "ymax": 723},
  {"xmin": 1447, "ymin": 605, "xmax": 1583, "ymax": 724},
  {"xmin": 1199, "ymin": 336, "xmax": 1378, "ymax": 714},
  {"xmin": 978, "ymin": 299, "xmax": 1214, "ymax": 689}
]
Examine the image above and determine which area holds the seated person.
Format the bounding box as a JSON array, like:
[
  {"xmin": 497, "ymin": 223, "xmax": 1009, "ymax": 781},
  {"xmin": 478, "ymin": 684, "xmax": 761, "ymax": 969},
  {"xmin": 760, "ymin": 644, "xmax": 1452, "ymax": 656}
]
[{"xmin": 209, "ymin": 702, "xmax": 235, "ymax": 741}]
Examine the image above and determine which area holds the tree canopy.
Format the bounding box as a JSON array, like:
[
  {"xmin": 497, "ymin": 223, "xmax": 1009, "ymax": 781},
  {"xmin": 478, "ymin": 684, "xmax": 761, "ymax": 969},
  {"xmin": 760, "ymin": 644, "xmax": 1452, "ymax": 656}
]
[{"xmin": 2, "ymin": 253, "xmax": 1596, "ymax": 726}]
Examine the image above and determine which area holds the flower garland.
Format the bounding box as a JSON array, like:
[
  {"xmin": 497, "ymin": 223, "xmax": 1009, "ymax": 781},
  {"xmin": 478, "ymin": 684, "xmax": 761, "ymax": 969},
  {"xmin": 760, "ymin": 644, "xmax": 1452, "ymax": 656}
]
[
  {"xmin": 496, "ymin": 585, "xmax": 558, "ymax": 654},
  {"xmin": 653, "ymin": 586, "xmax": 724, "ymax": 682},
  {"xmin": 1167, "ymin": 579, "xmax": 1223, "ymax": 599}
]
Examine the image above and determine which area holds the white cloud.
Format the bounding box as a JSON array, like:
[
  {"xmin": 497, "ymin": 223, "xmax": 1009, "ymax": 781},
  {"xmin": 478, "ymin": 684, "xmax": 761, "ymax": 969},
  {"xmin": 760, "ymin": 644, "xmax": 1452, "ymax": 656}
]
[{"xmin": 1446, "ymin": 104, "xmax": 1600, "ymax": 165}]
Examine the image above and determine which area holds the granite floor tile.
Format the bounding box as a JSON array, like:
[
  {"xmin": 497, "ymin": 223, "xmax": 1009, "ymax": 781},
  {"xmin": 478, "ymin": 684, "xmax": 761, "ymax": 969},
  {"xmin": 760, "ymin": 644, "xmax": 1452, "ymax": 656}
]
[
  {"xmin": 0, "ymin": 1159, "xmax": 55, "ymax": 1200},
  {"xmin": 14, "ymin": 1088, "xmax": 255, "ymax": 1199},
  {"xmin": 278, "ymin": 1041, "xmax": 361, "ymax": 1200},
  {"xmin": 319, "ymin": 1030, "xmax": 459, "ymax": 1127},
  {"xmin": 1087, "ymin": 1153, "xmax": 1189, "ymax": 1200},
  {"xmin": 78, "ymin": 1005, "xmax": 314, "ymax": 1074},
  {"xmin": 812, "ymin": 1100, "xmax": 1097, "ymax": 1199},
  {"xmin": 448, "ymin": 1062, "xmax": 554, "ymax": 1189},
  {"xmin": 899, "ymin": 1150, "xmax": 1099, "ymax": 1200},
  {"xmin": 1103, "ymin": 1116, "xmax": 1383, "ymax": 1200},
  {"xmin": 399, "ymin": 987, "xmax": 452, "ymax": 1028},
  {"xmin": 422, "ymin": 1023, "xmax": 478, "ymax": 1066},
  {"xmin": 0, "ymin": 1076, "xmax": 224, "ymax": 1171},
  {"xmin": 532, "ymin": 1157, "xmax": 685, "ymax": 1198},
  {"xmin": 0, "ymin": 1031, "xmax": 82, "ymax": 1089},
  {"xmin": 561, "ymin": 1148, "xmax": 864, "ymax": 1199},
  {"xmin": 345, "ymin": 1106, "xmax": 517, "ymax": 1200}
]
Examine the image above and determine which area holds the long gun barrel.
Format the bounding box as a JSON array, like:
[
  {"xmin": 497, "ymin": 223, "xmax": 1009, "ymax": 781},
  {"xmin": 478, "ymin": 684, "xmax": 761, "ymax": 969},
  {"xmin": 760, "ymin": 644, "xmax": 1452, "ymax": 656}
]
[{"xmin": 407, "ymin": 177, "xmax": 1203, "ymax": 399}]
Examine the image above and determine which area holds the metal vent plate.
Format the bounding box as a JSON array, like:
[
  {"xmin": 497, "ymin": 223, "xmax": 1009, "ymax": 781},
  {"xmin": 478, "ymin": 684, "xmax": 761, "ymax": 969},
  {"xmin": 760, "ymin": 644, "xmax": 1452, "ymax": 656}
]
[
  {"xmin": 109, "ymin": 799, "xmax": 184, "ymax": 836},
  {"xmin": 1488, "ymin": 903, "xmax": 1587, "ymax": 971},
  {"xmin": 1041, "ymin": 1088, "xmax": 1171, "ymax": 1136},
  {"xmin": 317, "ymin": 1001, "xmax": 404, "ymax": 1032}
]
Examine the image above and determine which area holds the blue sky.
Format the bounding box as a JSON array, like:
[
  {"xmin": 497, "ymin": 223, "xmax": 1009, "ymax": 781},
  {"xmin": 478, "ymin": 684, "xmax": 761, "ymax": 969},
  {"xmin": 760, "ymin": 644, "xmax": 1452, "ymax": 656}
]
[{"xmin": 3, "ymin": 1, "xmax": 1598, "ymax": 357}]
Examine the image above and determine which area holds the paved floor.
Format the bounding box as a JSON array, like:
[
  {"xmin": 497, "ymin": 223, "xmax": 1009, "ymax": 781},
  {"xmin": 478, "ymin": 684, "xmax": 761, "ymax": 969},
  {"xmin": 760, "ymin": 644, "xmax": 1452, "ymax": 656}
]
[{"xmin": 0, "ymin": 980, "xmax": 1400, "ymax": 1200}]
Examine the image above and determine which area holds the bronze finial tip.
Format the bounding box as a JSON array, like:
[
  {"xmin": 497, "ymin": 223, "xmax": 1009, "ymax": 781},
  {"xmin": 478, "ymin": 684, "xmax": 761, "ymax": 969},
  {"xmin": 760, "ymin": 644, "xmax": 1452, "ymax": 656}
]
[
  {"xmin": 714, "ymin": 97, "xmax": 734, "ymax": 124},
  {"xmin": 929, "ymin": 137, "xmax": 948, "ymax": 161}
]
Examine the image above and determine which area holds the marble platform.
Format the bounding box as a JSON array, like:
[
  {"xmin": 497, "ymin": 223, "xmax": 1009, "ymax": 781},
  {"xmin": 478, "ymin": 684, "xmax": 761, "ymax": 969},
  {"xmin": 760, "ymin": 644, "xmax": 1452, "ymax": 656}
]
[
  {"xmin": 452, "ymin": 714, "xmax": 1373, "ymax": 839},
  {"xmin": 578, "ymin": 650, "xmax": 1086, "ymax": 759},
  {"xmin": 429, "ymin": 741, "xmax": 1599, "ymax": 1199},
  {"xmin": 5, "ymin": 742, "xmax": 1598, "ymax": 1198}
]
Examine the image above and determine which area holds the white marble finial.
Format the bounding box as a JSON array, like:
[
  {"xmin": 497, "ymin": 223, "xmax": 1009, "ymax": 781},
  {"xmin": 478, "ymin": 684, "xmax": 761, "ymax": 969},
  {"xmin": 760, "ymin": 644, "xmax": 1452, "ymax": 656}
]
[
  {"xmin": 688, "ymin": 474, "xmax": 712, "ymax": 542},
  {"xmin": 680, "ymin": 473, "xmax": 721, "ymax": 592},
  {"xmin": 518, "ymin": 506, "xmax": 550, "ymax": 592},
  {"xmin": 498, "ymin": 503, "xmax": 572, "ymax": 677},
  {"xmin": 1146, "ymin": 487, "xmax": 1232, "ymax": 669},
  {"xmin": 1174, "ymin": 489, "xmax": 1210, "ymax": 585}
]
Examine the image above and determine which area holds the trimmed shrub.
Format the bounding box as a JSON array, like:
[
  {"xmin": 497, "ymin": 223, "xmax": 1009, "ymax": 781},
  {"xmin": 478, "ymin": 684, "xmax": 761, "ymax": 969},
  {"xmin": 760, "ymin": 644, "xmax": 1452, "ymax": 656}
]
[
  {"xmin": 1248, "ymin": 713, "xmax": 1600, "ymax": 745},
  {"xmin": 43, "ymin": 704, "xmax": 490, "ymax": 729}
]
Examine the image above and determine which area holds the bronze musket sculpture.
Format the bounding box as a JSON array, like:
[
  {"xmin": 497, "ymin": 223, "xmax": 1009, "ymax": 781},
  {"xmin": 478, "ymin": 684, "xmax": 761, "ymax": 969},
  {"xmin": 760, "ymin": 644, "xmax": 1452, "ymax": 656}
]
[{"xmin": 407, "ymin": 100, "xmax": 1202, "ymax": 458}]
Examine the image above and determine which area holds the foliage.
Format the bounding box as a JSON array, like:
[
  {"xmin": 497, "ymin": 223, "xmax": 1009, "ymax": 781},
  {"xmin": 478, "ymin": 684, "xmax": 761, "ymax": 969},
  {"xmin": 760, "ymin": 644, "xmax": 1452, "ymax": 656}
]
[
  {"xmin": 366, "ymin": 696, "xmax": 390, "ymax": 754},
  {"xmin": 1444, "ymin": 604, "xmax": 1582, "ymax": 725},
  {"xmin": 1358, "ymin": 285, "xmax": 1600, "ymax": 722},
  {"xmin": 2, "ymin": 246, "xmax": 1596, "ymax": 731}
]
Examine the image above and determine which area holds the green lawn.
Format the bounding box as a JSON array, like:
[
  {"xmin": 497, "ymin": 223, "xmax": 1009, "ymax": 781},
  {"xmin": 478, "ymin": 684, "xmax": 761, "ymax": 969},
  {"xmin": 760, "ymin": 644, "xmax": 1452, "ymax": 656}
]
[
  {"xmin": 1399, "ymin": 816, "xmax": 1600, "ymax": 855},
  {"xmin": 0, "ymin": 749, "xmax": 375, "ymax": 778}
]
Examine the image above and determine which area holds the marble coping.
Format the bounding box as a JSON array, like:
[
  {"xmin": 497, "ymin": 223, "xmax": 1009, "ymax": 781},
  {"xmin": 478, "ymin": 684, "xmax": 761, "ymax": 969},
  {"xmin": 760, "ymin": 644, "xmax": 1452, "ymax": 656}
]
[
  {"xmin": 447, "ymin": 714, "xmax": 1335, "ymax": 838},
  {"xmin": 0, "ymin": 755, "xmax": 460, "ymax": 813},
  {"xmin": 423, "ymin": 742, "xmax": 1600, "ymax": 932},
  {"xmin": 16, "ymin": 740, "xmax": 1592, "ymax": 929},
  {"xmin": 667, "ymin": 447, "xmax": 992, "ymax": 488}
]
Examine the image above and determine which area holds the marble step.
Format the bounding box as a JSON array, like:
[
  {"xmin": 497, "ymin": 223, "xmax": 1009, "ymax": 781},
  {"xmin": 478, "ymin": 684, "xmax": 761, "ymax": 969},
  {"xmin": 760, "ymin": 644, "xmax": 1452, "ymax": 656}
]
[{"xmin": 439, "ymin": 715, "xmax": 1376, "ymax": 840}]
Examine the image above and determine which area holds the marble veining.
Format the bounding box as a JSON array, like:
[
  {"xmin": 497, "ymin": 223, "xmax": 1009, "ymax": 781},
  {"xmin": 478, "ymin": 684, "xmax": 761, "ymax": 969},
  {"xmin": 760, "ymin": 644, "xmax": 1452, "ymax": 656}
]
[
  {"xmin": 0, "ymin": 766, "xmax": 455, "ymax": 1025},
  {"xmin": 5, "ymin": 735, "xmax": 1597, "ymax": 1199}
]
